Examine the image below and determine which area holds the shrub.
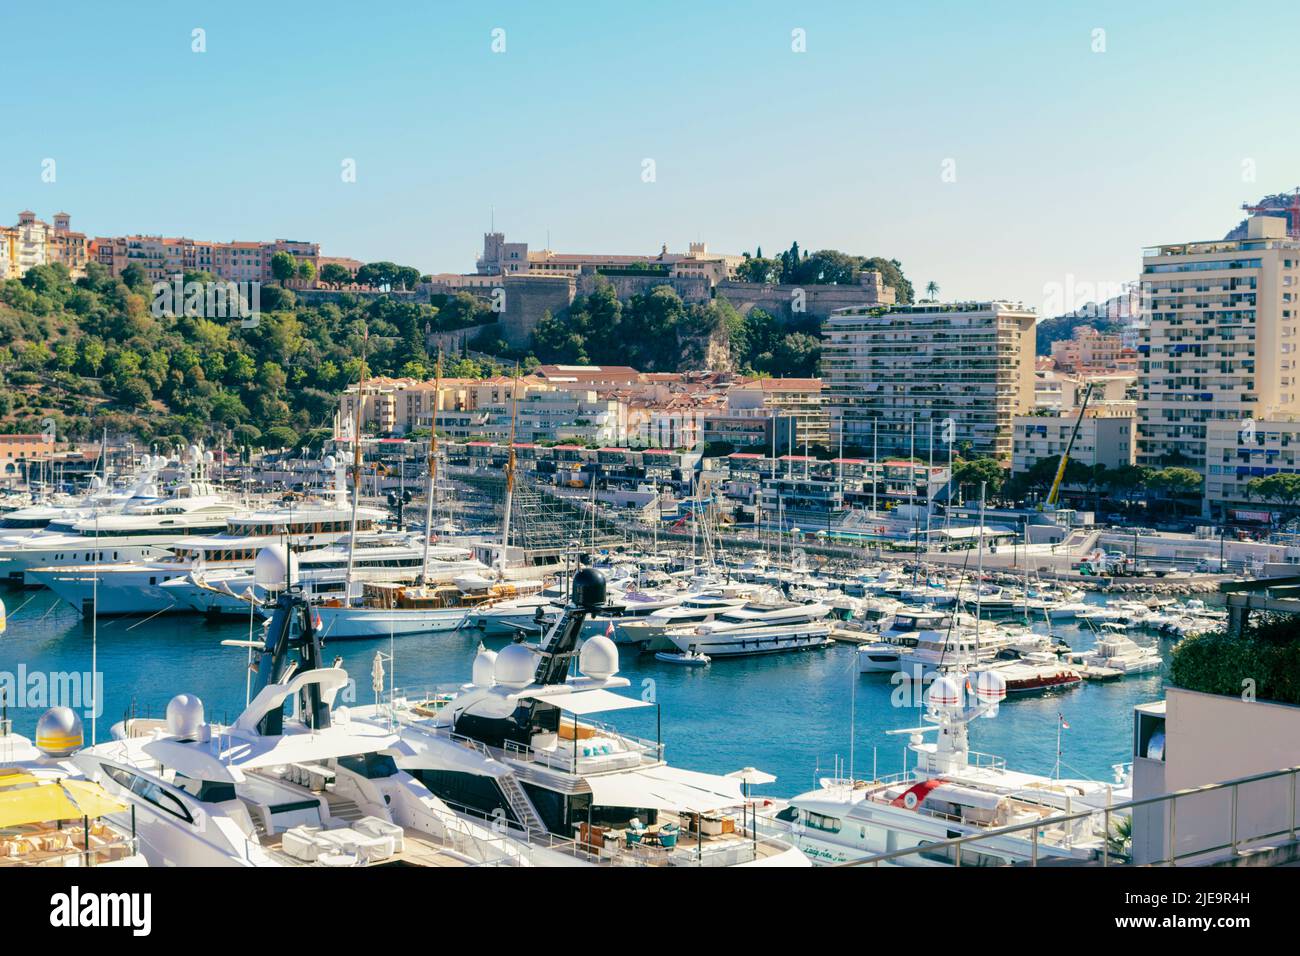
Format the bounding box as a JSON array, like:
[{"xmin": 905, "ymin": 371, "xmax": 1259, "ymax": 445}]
[{"xmin": 1170, "ymin": 614, "xmax": 1300, "ymax": 704}]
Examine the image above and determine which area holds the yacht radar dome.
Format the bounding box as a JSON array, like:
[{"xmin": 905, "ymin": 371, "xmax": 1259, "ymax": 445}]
[
  {"xmin": 254, "ymin": 545, "xmax": 291, "ymax": 590},
  {"xmin": 926, "ymin": 675, "xmax": 964, "ymax": 712},
  {"xmin": 494, "ymin": 643, "xmax": 536, "ymax": 689},
  {"xmin": 165, "ymin": 694, "xmax": 205, "ymax": 739},
  {"xmin": 322, "ymin": 455, "xmax": 337, "ymax": 471},
  {"xmin": 973, "ymin": 669, "xmax": 1007, "ymax": 714},
  {"xmin": 579, "ymin": 634, "xmax": 619, "ymax": 679},
  {"xmin": 571, "ymin": 568, "xmax": 607, "ymax": 609},
  {"xmin": 35, "ymin": 707, "xmax": 83, "ymax": 756},
  {"xmin": 472, "ymin": 645, "xmax": 499, "ymax": 687}
]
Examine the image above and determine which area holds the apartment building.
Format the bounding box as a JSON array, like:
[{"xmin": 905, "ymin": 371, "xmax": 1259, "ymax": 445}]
[
  {"xmin": 90, "ymin": 233, "xmax": 320, "ymax": 284},
  {"xmin": 1137, "ymin": 215, "xmax": 1300, "ymax": 475},
  {"xmin": 1012, "ymin": 402, "xmax": 1137, "ymax": 475},
  {"xmin": 726, "ymin": 377, "xmax": 829, "ymax": 449},
  {"xmin": 0, "ymin": 433, "xmax": 58, "ymax": 483},
  {"xmin": 1204, "ymin": 416, "xmax": 1300, "ymax": 521},
  {"xmin": 0, "ymin": 210, "xmax": 53, "ymax": 278},
  {"xmin": 822, "ymin": 301, "xmax": 1037, "ymax": 461},
  {"xmin": 1050, "ymin": 325, "xmax": 1137, "ymax": 373}
]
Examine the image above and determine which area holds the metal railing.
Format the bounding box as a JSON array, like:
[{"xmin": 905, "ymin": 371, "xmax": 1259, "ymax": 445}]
[{"xmin": 841, "ymin": 762, "xmax": 1300, "ymax": 867}]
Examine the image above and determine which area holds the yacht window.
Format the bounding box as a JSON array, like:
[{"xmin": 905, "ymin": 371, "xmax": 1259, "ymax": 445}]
[
  {"xmin": 104, "ymin": 765, "xmax": 194, "ymax": 822},
  {"xmin": 337, "ymin": 752, "xmax": 398, "ymax": 779},
  {"xmin": 803, "ymin": 811, "xmax": 842, "ymax": 833}
]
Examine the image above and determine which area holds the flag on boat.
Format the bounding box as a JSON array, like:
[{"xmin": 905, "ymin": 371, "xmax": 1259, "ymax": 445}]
[
  {"xmin": 313, "ymin": 611, "xmax": 323, "ymax": 630},
  {"xmin": 605, "ymin": 620, "xmax": 615, "ymax": 638},
  {"xmin": 1059, "ymin": 714, "xmax": 1070, "ymax": 729}
]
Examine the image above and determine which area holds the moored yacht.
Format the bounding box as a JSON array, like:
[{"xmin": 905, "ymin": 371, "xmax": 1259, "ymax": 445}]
[
  {"xmin": 350, "ymin": 568, "xmax": 810, "ymax": 866},
  {"xmin": 69, "ymin": 586, "xmax": 532, "ymax": 866},
  {"xmin": 760, "ymin": 673, "xmax": 1128, "ymax": 866},
  {"xmin": 665, "ymin": 597, "xmax": 834, "ymax": 658}
]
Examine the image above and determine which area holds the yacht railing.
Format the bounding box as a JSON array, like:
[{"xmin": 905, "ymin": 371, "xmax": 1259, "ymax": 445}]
[{"xmin": 841, "ymin": 763, "xmax": 1300, "ymax": 868}]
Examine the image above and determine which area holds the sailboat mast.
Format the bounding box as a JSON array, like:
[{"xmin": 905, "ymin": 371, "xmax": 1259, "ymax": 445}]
[
  {"xmin": 421, "ymin": 352, "xmax": 442, "ymax": 584},
  {"xmin": 344, "ymin": 331, "xmax": 368, "ymax": 594},
  {"xmin": 975, "ymin": 480, "xmax": 986, "ymax": 652},
  {"xmin": 498, "ymin": 369, "xmax": 519, "ymax": 580}
]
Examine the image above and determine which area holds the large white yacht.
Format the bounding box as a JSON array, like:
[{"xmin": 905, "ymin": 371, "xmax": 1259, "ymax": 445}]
[
  {"xmin": 665, "ymin": 598, "xmax": 834, "ymax": 658},
  {"xmin": 69, "ymin": 583, "xmax": 534, "ymax": 867},
  {"xmin": 613, "ymin": 591, "xmax": 756, "ymax": 651},
  {"xmin": 0, "ymin": 448, "xmax": 241, "ymax": 585},
  {"xmin": 29, "ymin": 502, "xmax": 390, "ymax": 616},
  {"xmin": 161, "ymin": 537, "xmax": 484, "ymax": 617},
  {"xmin": 760, "ymin": 673, "xmax": 1129, "ymax": 866},
  {"xmin": 350, "ymin": 569, "xmax": 810, "ymax": 867}
]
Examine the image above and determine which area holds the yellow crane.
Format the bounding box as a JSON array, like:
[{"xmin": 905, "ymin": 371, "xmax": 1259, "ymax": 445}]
[{"xmin": 1044, "ymin": 381, "xmax": 1094, "ymax": 509}]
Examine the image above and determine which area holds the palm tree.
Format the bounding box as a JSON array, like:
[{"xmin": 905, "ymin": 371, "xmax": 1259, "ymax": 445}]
[{"xmin": 925, "ymin": 280, "xmax": 940, "ymax": 301}]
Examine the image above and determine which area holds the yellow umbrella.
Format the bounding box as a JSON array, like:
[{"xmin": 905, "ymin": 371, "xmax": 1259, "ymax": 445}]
[
  {"xmin": 0, "ymin": 778, "xmax": 127, "ymax": 829},
  {"xmin": 0, "ymin": 771, "xmax": 39, "ymax": 789}
]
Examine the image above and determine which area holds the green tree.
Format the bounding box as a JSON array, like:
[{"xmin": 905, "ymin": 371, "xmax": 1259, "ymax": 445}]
[{"xmin": 270, "ymin": 252, "xmax": 298, "ymax": 286}]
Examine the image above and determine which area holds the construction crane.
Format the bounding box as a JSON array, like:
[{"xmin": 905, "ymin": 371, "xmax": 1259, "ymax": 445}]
[
  {"xmin": 1241, "ymin": 188, "xmax": 1300, "ymax": 238},
  {"xmin": 1044, "ymin": 381, "xmax": 1094, "ymax": 509}
]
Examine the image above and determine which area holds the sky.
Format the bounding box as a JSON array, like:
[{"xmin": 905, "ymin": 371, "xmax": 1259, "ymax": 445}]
[{"xmin": 2, "ymin": 0, "xmax": 1297, "ymax": 314}]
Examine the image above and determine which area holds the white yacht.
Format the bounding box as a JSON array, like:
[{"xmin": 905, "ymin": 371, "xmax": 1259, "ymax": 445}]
[
  {"xmin": 760, "ymin": 673, "xmax": 1128, "ymax": 866},
  {"xmin": 614, "ymin": 587, "xmax": 774, "ymax": 651},
  {"xmin": 69, "ymin": 589, "xmax": 533, "ymax": 867},
  {"xmin": 0, "ymin": 708, "xmax": 146, "ymax": 867},
  {"xmin": 0, "ymin": 450, "xmax": 241, "ymax": 586},
  {"xmin": 857, "ymin": 608, "xmax": 946, "ymax": 673},
  {"xmin": 350, "ymin": 568, "xmax": 810, "ymax": 867},
  {"xmin": 27, "ymin": 503, "xmax": 390, "ymax": 616},
  {"xmin": 1071, "ymin": 634, "xmax": 1163, "ymax": 675},
  {"xmin": 665, "ymin": 598, "xmax": 834, "ymax": 658}
]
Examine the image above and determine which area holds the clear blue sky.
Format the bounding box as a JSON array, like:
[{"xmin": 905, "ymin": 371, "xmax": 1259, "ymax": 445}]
[{"xmin": 3, "ymin": 0, "xmax": 1296, "ymax": 312}]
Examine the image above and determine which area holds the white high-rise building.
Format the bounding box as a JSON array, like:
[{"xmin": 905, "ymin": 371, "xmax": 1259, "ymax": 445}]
[
  {"xmin": 821, "ymin": 301, "xmax": 1036, "ymax": 461},
  {"xmin": 1137, "ymin": 215, "xmax": 1300, "ymax": 477}
]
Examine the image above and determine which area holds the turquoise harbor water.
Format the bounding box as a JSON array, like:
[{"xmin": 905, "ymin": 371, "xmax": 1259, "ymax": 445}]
[{"xmin": 0, "ymin": 588, "xmax": 1171, "ymax": 797}]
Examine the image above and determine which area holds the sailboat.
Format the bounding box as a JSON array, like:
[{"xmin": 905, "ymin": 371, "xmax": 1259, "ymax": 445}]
[{"xmin": 311, "ymin": 353, "xmax": 522, "ymax": 640}]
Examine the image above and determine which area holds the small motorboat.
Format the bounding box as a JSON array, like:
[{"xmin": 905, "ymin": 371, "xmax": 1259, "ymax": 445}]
[{"xmin": 654, "ymin": 650, "xmax": 711, "ymax": 666}]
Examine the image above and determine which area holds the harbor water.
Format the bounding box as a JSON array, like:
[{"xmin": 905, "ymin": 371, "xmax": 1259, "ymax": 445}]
[{"xmin": 0, "ymin": 588, "xmax": 1169, "ymax": 797}]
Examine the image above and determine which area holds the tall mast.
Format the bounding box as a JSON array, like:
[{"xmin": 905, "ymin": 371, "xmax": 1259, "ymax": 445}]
[
  {"xmin": 344, "ymin": 329, "xmax": 368, "ymax": 596},
  {"xmin": 498, "ymin": 367, "xmax": 519, "ymax": 580},
  {"xmin": 420, "ymin": 351, "xmax": 442, "ymax": 584}
]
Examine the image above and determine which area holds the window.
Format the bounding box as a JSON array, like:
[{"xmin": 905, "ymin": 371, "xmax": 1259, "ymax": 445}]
[
  {"xmin": 802, "ymin": 810, "xmax": 842, "ymax": 833},
  {"xmin": 103, "ymin": 765, "xmax": 194, "ymax": 823}
]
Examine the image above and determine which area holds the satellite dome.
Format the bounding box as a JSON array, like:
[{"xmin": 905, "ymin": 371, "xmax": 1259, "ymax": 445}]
[
  {"xmin": 579, "ymin": 635, "xmax": 619, "ymax": 679},
  {"xmin": 35, "ymin": 707, "xmax": 83, "ymax": 756},
  {"xmin": 973, "ymin": 669, "xmax": 1007, "ymax": 709},
  {"xmin": 204, "ymin": 450, "xmax": 215, "ymax": 463},
  {"xmin": 188, "ymin": 444, "xmax": 201, "ymax": 462},
  {"xmin": 323, "ymin": 455, "xmax": 337, "ymax": 471},
  {"xmin": 926, "ymin": 675, "xmax": 964, "ymax": 712},
  {"xmin": 165, "ymin": 694, "xmax": 205, "ymax": 739},
  {"xmin": 254, "ymin": 545, "xmax": 291, "ymax": 589},
  {"xmin": 571, "ymin": 568, "xmax": 607, "ymax": 608},
  {"xmin": 494, "ymin": 643, "xmax": 536, "ymax": 689},
  {"xmin": 472, "ymin": 645, "xmax": 498, "ymax": 687}
]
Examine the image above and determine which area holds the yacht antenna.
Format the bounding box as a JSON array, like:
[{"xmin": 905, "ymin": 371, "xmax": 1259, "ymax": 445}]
[
  {"xmin": 420, "ymin": 350, "xmax": 442, "ymax": 584},
  {"xmin": 343, "ymin": 328, "xmax": 368, "ymax": 597},
  {"xmin": 498, "ymin": 365, "xmax": 519, "ymax": 581}
]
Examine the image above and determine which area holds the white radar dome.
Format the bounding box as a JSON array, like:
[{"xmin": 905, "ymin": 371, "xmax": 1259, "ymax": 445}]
[
  {"xmin": 973, "ymin": 669, "xmax": 1007, "ymax": 707},
  {"xmin": 926, "ymin": 675, "xmax": 964, "ymax": 712},
  {"xmin": 35, "ymin": 707, "xmax": 83, "ymax": 756},
  {"xmin": 254, "ymin": 545, "xmax": 291, "ymax": 589},
  {"xmin": 579, "ymin": 635, "xmax": 619, "ymax": 680},
  {"xmin": 165, "ymin": 694, "xmax": 205, "ymax": 739},
  {"xmin": 494, "ymin": 643, "xmax": 536, "ymax": 689}
]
